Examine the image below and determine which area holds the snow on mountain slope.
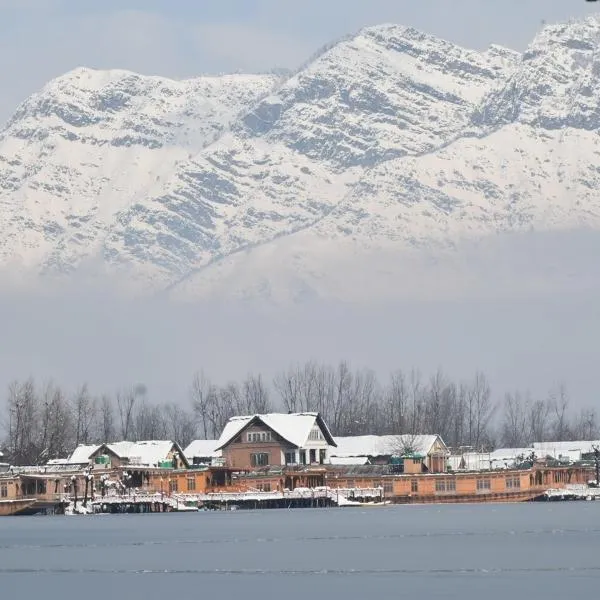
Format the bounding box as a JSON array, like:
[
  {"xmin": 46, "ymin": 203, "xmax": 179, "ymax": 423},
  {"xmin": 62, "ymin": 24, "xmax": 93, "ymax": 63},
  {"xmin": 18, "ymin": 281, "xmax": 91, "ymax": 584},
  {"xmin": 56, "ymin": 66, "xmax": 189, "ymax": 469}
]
[
  {"xmin": 0, "ymin": 68, "xmax": 279, "ymax": 272},
  {"xmin": 311, "ymin": 16, "xmax": 600, "ymax": 249},
  {"xmin": 168, "ymin": 16, "xmax": 600, "ymax": 303},
  {"xmin": 1, "ymin": 16, "xmax": 600, "ymax": 302},
  {"xmin": 102, "ymin": 133, "xmax": 356, "ymax": 282},
  {"xmin": 100, "ymin": 24, "xmax": 517, "ymax": 284},
  {"xmin": 236, "ymin": 25, "xmax": 519, "ymax": 170},
  {"xmin": 476, "ymin": 17, "xmax": 600, "ymax": 131},
  {"xmin": 312, "ymin": 124, "xmax": 600, "ymax": 248}
]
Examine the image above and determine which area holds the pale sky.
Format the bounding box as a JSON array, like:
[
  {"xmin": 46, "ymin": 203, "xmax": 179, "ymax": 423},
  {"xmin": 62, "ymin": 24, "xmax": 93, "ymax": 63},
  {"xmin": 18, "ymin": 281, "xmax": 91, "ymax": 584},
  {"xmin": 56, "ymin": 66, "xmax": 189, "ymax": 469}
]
[{"xmin": 1, "ymin": 0, "xmax": 599, "ymax": 124}]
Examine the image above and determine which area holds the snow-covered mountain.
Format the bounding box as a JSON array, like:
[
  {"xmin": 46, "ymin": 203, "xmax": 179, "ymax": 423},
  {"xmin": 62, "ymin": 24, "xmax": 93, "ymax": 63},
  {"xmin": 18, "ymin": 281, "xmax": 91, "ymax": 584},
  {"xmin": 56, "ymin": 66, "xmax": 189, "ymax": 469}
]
[
  {"xmin": 0, "ymin": 68, "xmax": 280, "ymax": 275},
  {"xmin": 1, "ymin": 17, "xmax": 600, "ymax": 302}
]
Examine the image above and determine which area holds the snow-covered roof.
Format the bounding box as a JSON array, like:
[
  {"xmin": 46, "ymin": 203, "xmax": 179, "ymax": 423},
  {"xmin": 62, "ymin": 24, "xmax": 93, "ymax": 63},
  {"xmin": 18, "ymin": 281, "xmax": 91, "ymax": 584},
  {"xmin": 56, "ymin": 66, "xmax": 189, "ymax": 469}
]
[
  {"xmin": 331, "ymin": 435, "xmax": 444, "ymax": 458},
  {"xmin": 489, "ymin": 448, "xmax": 532, "ymax": 462},
  {"xmin": 105, "ymin": 441, "xmax": 135, "ymax": 458},
  {"xmin": 68, "ymin": 440, "xmax": 187, "ymax": 467},
  {"xmin": 67, "ymin": 444, "xmax": 101, "ymax": 464},
  {"xmin": 532, "ymin": 440, "xmax": 600, "ymax": 461},
  {"xmin": 109, "ymin": 440, "xmax": 184, "ymax": 467},
  {"xmin": 329, "ymin": 456, "xmax": 369, "ymax": 466},
  {"xmin": 216, "ymin": 412, "xmax": 336, "ymax": 450},
  {"xmin": 184, "ymin": 440, "xmax": 222, "ymax": 460}
]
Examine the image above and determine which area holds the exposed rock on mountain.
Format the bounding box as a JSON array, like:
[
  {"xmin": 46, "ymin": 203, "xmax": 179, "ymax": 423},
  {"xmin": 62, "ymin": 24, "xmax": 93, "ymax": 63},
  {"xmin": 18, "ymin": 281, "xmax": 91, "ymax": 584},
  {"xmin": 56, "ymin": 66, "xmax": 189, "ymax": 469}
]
[
  {"xmin": 1, "ymin": 17, "xmax": 599, "ymax": 302},
  {"xmin": 0, "ymin": 68, "xmax": 279, "ymax": 273}
]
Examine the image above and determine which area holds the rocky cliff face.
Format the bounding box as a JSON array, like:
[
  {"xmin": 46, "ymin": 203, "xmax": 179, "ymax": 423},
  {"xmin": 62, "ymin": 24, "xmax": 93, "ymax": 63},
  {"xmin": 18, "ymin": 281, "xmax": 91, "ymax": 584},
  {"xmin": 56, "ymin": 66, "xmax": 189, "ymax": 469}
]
[
  {"xmin": 1, "ymin": 17, "xmax": 599, "ymax": 302},
  {"xmin": 0, "ymin": 68, "xmax": 279, "ymax": 275}
]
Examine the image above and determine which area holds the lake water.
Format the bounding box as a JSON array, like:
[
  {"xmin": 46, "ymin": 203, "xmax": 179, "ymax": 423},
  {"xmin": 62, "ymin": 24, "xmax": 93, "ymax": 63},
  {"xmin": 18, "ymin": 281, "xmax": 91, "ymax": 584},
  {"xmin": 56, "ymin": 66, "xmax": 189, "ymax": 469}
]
[{"xmin": 1, "ymin": 502, "xmax": 599, "ymax": 598}]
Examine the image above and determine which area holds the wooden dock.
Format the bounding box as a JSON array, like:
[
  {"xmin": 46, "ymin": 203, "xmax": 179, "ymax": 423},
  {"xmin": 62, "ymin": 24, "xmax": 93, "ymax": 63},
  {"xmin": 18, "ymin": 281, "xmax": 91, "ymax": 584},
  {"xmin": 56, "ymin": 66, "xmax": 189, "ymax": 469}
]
[{"xmin": 0, "ymin": 498, "xmax": 68, "ymax": 516}]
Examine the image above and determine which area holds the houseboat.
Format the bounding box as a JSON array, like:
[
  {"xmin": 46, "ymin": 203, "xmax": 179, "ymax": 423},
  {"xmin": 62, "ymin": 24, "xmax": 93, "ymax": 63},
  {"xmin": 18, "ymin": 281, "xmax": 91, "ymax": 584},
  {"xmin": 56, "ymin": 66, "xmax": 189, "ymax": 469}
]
[{"xmin": 1, "ymin": 415, "xmax": 597, "ymax": 514}]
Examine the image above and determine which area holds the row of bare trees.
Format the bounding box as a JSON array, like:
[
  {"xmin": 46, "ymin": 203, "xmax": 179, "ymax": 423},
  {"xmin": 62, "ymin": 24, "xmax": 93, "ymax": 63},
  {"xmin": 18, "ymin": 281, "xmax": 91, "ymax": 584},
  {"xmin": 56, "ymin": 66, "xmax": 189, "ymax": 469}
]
[
  {"xmin": 499, "ymin": 386, "xmax": 599, "ymax": 447},
  {"xmin": 1, "ymin": 380, "xmax": 197, "ymax": 466},
  {"xmin": 1, "ymin": 361, "xmax": 598, "ymax": 465}
]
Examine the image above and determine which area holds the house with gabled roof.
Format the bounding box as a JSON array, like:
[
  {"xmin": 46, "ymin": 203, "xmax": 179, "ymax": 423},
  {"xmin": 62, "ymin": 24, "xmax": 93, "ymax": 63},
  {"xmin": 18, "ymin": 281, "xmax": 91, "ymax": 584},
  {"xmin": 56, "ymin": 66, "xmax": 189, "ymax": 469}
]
[
  {"xmin": 67, "ymin": 440, "xmax": 189, "ymax": 470},
  {"xmin": 183, "ymin": 440, "xmax": 222, "ymax": 466},
  {"xmin": 330, "ymin": 434, "xmax": 449, "ymax": 473},
  {"xmin": 216, "ymin": 412, "xmax": 337, "ymax": 470}
]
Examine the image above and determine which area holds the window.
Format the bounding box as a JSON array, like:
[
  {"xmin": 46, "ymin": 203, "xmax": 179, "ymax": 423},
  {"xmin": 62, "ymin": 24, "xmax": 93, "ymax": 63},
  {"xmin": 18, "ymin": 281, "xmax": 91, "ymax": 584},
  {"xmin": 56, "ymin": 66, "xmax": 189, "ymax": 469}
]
[
  {"xmin": 299, "ymin": 450, "xmax": 307, "ymax": 465},
  {"xmin": 309, "ymin": 449, "xmax": 316, "ymax": 464},
  {"xmin": 477, "ymin": 478, "xmax": 491, "ymax": 491},
  {"xmin": 285, "ymin": 451, "xmax": 296, "ymax": 464},
  {"xmin": 506, "ymin": 477, "xmax": 520, "ymax": 489},
  {"xmin": 257, "ymin": 482, "xmax": 271, "ymax": 492},
  {"xmin": 411, "ymin": 479, "xmax": 418, "ymax": 493},
  {"xmin": 187, "ymin": 478, "xmax": 196, "ymax": 492},
  {"xmin": 383, "ymin": 481, "xmax": 394, "ymax": 494},
  {"xmin": 169, "ymin": 480, "xmax": 178, "ymax": 493},
  {"xmin": 319, "ymin": 449, "xmax": 327, "ymax": 464},
  {"xmin": 435, "ymin": 479, "xmax": 456, "ymax": 493},
  {"xmin": 0, "ymin": 483, "xmax": 7, "ymax": 498},
  {"xmin": 308, "ymin": 428, "xmax": 323, "ymax": 441},
  {"xmin": 247, "ymin": 431, "xmax": 272, "ymax": 443},
  {"xmin": 251, "ymin": 453, "xmax": 269, "ymax": 467}
]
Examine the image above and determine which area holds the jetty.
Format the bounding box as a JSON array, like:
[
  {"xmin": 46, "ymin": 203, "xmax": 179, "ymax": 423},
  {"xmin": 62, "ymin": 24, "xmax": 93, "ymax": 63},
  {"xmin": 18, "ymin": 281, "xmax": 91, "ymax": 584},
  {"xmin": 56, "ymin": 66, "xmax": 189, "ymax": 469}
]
[
  {"xmin": 541, "ymin": 484, "xmax": 600, "ymax": 501},
  {"xmin": 64, "ymin": 486, "xmax": 386, "ymax": 514}
]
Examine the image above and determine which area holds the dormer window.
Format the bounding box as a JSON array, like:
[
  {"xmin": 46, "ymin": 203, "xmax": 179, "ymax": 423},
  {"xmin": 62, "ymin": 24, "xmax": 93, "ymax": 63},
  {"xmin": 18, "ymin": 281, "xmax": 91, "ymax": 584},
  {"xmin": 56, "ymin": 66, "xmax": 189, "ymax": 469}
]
[{"xmin": 247, "ymin": 431, "xmax": 272, "ymax": 443}]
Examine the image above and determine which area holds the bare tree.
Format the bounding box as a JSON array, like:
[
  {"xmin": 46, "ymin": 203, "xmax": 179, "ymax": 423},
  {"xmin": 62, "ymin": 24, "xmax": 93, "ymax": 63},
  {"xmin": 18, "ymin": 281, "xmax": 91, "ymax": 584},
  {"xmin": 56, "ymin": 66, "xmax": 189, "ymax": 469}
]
[
  {"xmin": 6, "ymin": 378, "xmax": 39, "ymax": 465},
  {"xmin": 273, "ymin": 365, "xmax": 302, "ymax": 413},
  {"xmin": 38, "ymin": 381, "xmax": 73, "ymax": 462},
  {"xmin": 190, "ymin": 371, "xmax": 215, "ymax": 439},
  {"xmin": 98, "ymin": 395, "xmax": 116, "ymax": 443},
  {"xmin": 468, "ymin": 372, "xmax": 495, "ymax": 450},
  {"xmin": 528, "ymin": 397, "xmax": 551, "ymax": 443},
  {"xmin": 132, "ymin": 400, "xmax": 168, "ymax": 441},
  {"xmin": 72, "ymin": 384, "xmax": 96, "ymax": 446},
  {"xmin": 385, "ymin": 370, "xmax": 409, "ymax": 434},
  {"xmin": 549, "ymin": 384, "xmax": 570, "ymax": 442},
  {"xmin": 242, "ymin": 374, "xmax": 271, "ymax": 414},
  {"xmin": 163, "ymin": 403, "xmax": 197, "ymax": 448},
  {"xmin": 574, "ymin": 408, "xmax": 598, "ymax": 440},
  {"xmin": 116, "ymin": 384, "xmax": 145, "ymax": 440},
  {"xmin": 500, "ymin": 391, "xmax": 529, "ymax": 448}
]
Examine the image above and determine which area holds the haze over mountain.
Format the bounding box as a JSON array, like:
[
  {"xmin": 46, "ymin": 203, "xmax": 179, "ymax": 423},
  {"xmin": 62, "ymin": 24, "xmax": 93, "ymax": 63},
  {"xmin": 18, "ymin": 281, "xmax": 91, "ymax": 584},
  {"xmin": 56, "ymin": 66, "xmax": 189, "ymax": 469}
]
[{"xmin": 0, "ymin": 16, "xmax": 599, "ymax": 406}]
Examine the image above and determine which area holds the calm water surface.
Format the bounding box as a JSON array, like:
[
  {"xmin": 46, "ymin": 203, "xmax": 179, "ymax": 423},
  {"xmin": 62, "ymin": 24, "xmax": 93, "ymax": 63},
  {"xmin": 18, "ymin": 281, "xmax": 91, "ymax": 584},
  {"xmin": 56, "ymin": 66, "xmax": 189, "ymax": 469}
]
[{"xmin": 1, "ymin": 503, "xmax": 599, "ymax": 598}]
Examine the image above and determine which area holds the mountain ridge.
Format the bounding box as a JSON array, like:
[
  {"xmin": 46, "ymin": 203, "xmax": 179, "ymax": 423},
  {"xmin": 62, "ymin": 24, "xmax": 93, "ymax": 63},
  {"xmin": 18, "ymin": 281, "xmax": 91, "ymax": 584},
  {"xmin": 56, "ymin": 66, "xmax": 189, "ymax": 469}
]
[{"xmin": 1, "ymin": 17, "xmax": 599, "ymax": 303}]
